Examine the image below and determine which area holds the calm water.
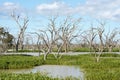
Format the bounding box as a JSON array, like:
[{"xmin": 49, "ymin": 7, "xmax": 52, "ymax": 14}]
[{"xmin": 1, "ymin": 65, "xmax": 84, "ymax": 80}]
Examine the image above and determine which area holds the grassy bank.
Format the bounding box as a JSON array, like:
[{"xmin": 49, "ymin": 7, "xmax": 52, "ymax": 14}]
[
  {"xmin": 0, "ymin": 54, "xmax": 44, "ymax": 69},
  {"xmin": 0, "ymin": 53, "xmax": 120, "ymax": 80}
]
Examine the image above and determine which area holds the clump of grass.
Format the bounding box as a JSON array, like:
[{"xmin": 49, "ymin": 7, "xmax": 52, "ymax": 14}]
[
  {"xmin": 85, "ymin": 69, "xmax": 120, "ymax": 80},
  {"xmin": 0, "ymin": 72, "xmax": 60, "ymax": 80},
  {"xmin": 0, "ymin": 55, "xmax": 44, "ymax": 69}
]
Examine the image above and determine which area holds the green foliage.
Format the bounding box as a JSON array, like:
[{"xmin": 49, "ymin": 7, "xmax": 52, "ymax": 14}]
[{"xmin": 0, "ymin": 27, "xmax": 14, "ymax": 48}]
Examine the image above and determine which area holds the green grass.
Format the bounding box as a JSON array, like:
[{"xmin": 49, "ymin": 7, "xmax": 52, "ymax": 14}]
[
  {"xmin": 0, "ymin": 54, "xmax": 44, "ymax": 69},
  {"xmin": 71, "ymin": 47, "xmax": 90, "ymax": 52},
  {"xmin": 0, "ymin": 72, "xmax": 59, "ymax": 80},
  {"xmin": 0, "ymin": 53, "xmax": 120, "ymax": 80},
  {"xmin": 0, "ymin": 72, "xmax": 79, "ymax": 80},
  {"xmin": 112, "ymin": 48, "xmax": 120, "ymax": 52}
]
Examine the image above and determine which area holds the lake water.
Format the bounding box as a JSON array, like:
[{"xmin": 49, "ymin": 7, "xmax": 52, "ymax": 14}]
[{"xmin": 1, "ymin": 65, "xmax": 84, "ymax": 80}]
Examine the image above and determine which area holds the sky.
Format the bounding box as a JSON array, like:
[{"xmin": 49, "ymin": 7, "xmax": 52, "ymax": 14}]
[{"xmin": 0, "ymin": 0, "xmax": 120, "ymax": 37}]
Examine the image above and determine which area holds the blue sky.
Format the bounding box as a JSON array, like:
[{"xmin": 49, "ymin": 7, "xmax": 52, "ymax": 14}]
[{"xmin": 0, "ymin": 0, "xmax": 120, "ymax": 37}]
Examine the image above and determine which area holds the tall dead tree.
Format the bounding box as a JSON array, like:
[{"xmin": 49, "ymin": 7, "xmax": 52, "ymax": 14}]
[
  {"xmin": 11, "ymin": 12, "xmax": 29, "ymax": 52},
  {"xmin": 39, "ymin": 30, "xmax": 52, "ymax": 60},
  {"xmin": 59, "ymin": 16, "xmax": 81, "ymax": 53},
  {"xmin": 37, "ymin": 17, "xmax": 61, "ymax": 60},
  {"xmin": 95, "ymin": 22, "xmax": 105, "ymax": 62}
]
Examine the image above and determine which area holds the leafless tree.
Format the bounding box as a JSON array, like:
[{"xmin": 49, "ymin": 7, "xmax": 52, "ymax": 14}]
[
  {"xmin": 11, "ymin": 11, "xmax": 29, "ymax": 52},
  {"xmin": 38, "ymin": 30, "xmax": 52, "ymax": 60},
  {"xmin": 95, "ymin": 22, "xmax": 105, "ymax": 62},
  {"xmin": 81, "ymin": 26, "xmax": 97, "ymax": 53},
  {"xmin": 33, "ymin": 16, "xmax": 81, "ymax": 60},
  {"xmin": 37, "ymin": 16, "xmax": 61, "ymax": 60},
  {"xmin": 31, "ymin": 28, "xmax": 57, "ymax": 60},
  {"xmin": 47, "ymin": 17, "xmax": 61, "ymax": 59},
  {"xmin": 105, "ymin": 28, "xmax": 119, "ymax": 52},
  {"xmin": 24, "ymin": 34, "xmax": 34, "ymax": 51},
  {"xmin": 59, "ymin": 16, "xmax": 81, "ymax": 53}
]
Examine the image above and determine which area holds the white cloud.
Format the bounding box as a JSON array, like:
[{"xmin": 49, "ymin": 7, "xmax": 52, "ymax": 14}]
[
  {"xmin": 1, "ymin": 1, "xmax": 120, "ymax": 21},
  {"xmin": 3, "ymin": 2, "xmax": 15, "ymax": 6},
  {"xmin": 0, "ymin": 2, "xmax": 24, "ymax": 17},
  {"xmin": 36, "ymin": 2, "xmax": 74, "ymax": 15},
  {"xmin": 37, "ymin": 2, "xmax": 59, "ymax": 10},
  {"xmin": 1, "ymin": 2, "xmax": 19, "ymax": 11},
  {"xmin": 77, "ymin": 0, "xmax": 120, "ymax": 21},
  {"xmin": 36, "ymin": 0, "xmax": 120, "ymax": 21}
]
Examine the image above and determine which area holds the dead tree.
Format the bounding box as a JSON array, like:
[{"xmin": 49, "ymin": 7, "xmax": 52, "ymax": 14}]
[
  {"xmin": 32, "ymin": 29, "xmax": 54, "ymax": 60},
  {"xmin": 95, "ymin": 22, "xmax": 105, "ymax": 62},
  {"xmin": 34, "ymin": 16, "xmax": 81, "ymax": 60},
  {"xmin": 25, "ymin": 34, "xmax": 34, "ymax": 51},
  {"xmin": 105, "ymin": 28, "xmax": 119, "ymax": 52},
  {"xmin": 11, "ymin": 11, "xmax": 29, "ymax": 52},
  {"xmin": 59, "ymin": 16, "xmax": 81, "ymax": 53},
  {"xmin": 37, "ymin": 17, "xmax": 61, "ymax": 60},
  {"xmin": 39, "ymin": 30, "xmax": 52, "ymax": 60},
  {"xmin": 81, "ymin": 26, "xmax": 97, "ymax": 53},
  {"xmin": 47, "ymin": 17, "xmax": 61, "ymax": 59}
]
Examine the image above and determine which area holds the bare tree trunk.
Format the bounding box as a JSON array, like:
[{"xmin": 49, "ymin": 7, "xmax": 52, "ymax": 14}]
[
  {"xmin": 108, "ymin": 46, "xmax": 112, "ymax": 52},
  {"xmin": 44, "ymin": 53, "xmax": 47, "ymax": 61},
  {"xmin": 43, "ymin": 49, "xmax": 50, "ymax": 60},
  {"xmin": 64, "ymin": 41, "xmax": 67, "ymax": 53},
  {"xmin": 96, "ymin": 51, "xmax": 102, "ymax": 62},
  {"xmin": 16, "ymin": 41, "xmax": 19, "ymax": 52}
]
